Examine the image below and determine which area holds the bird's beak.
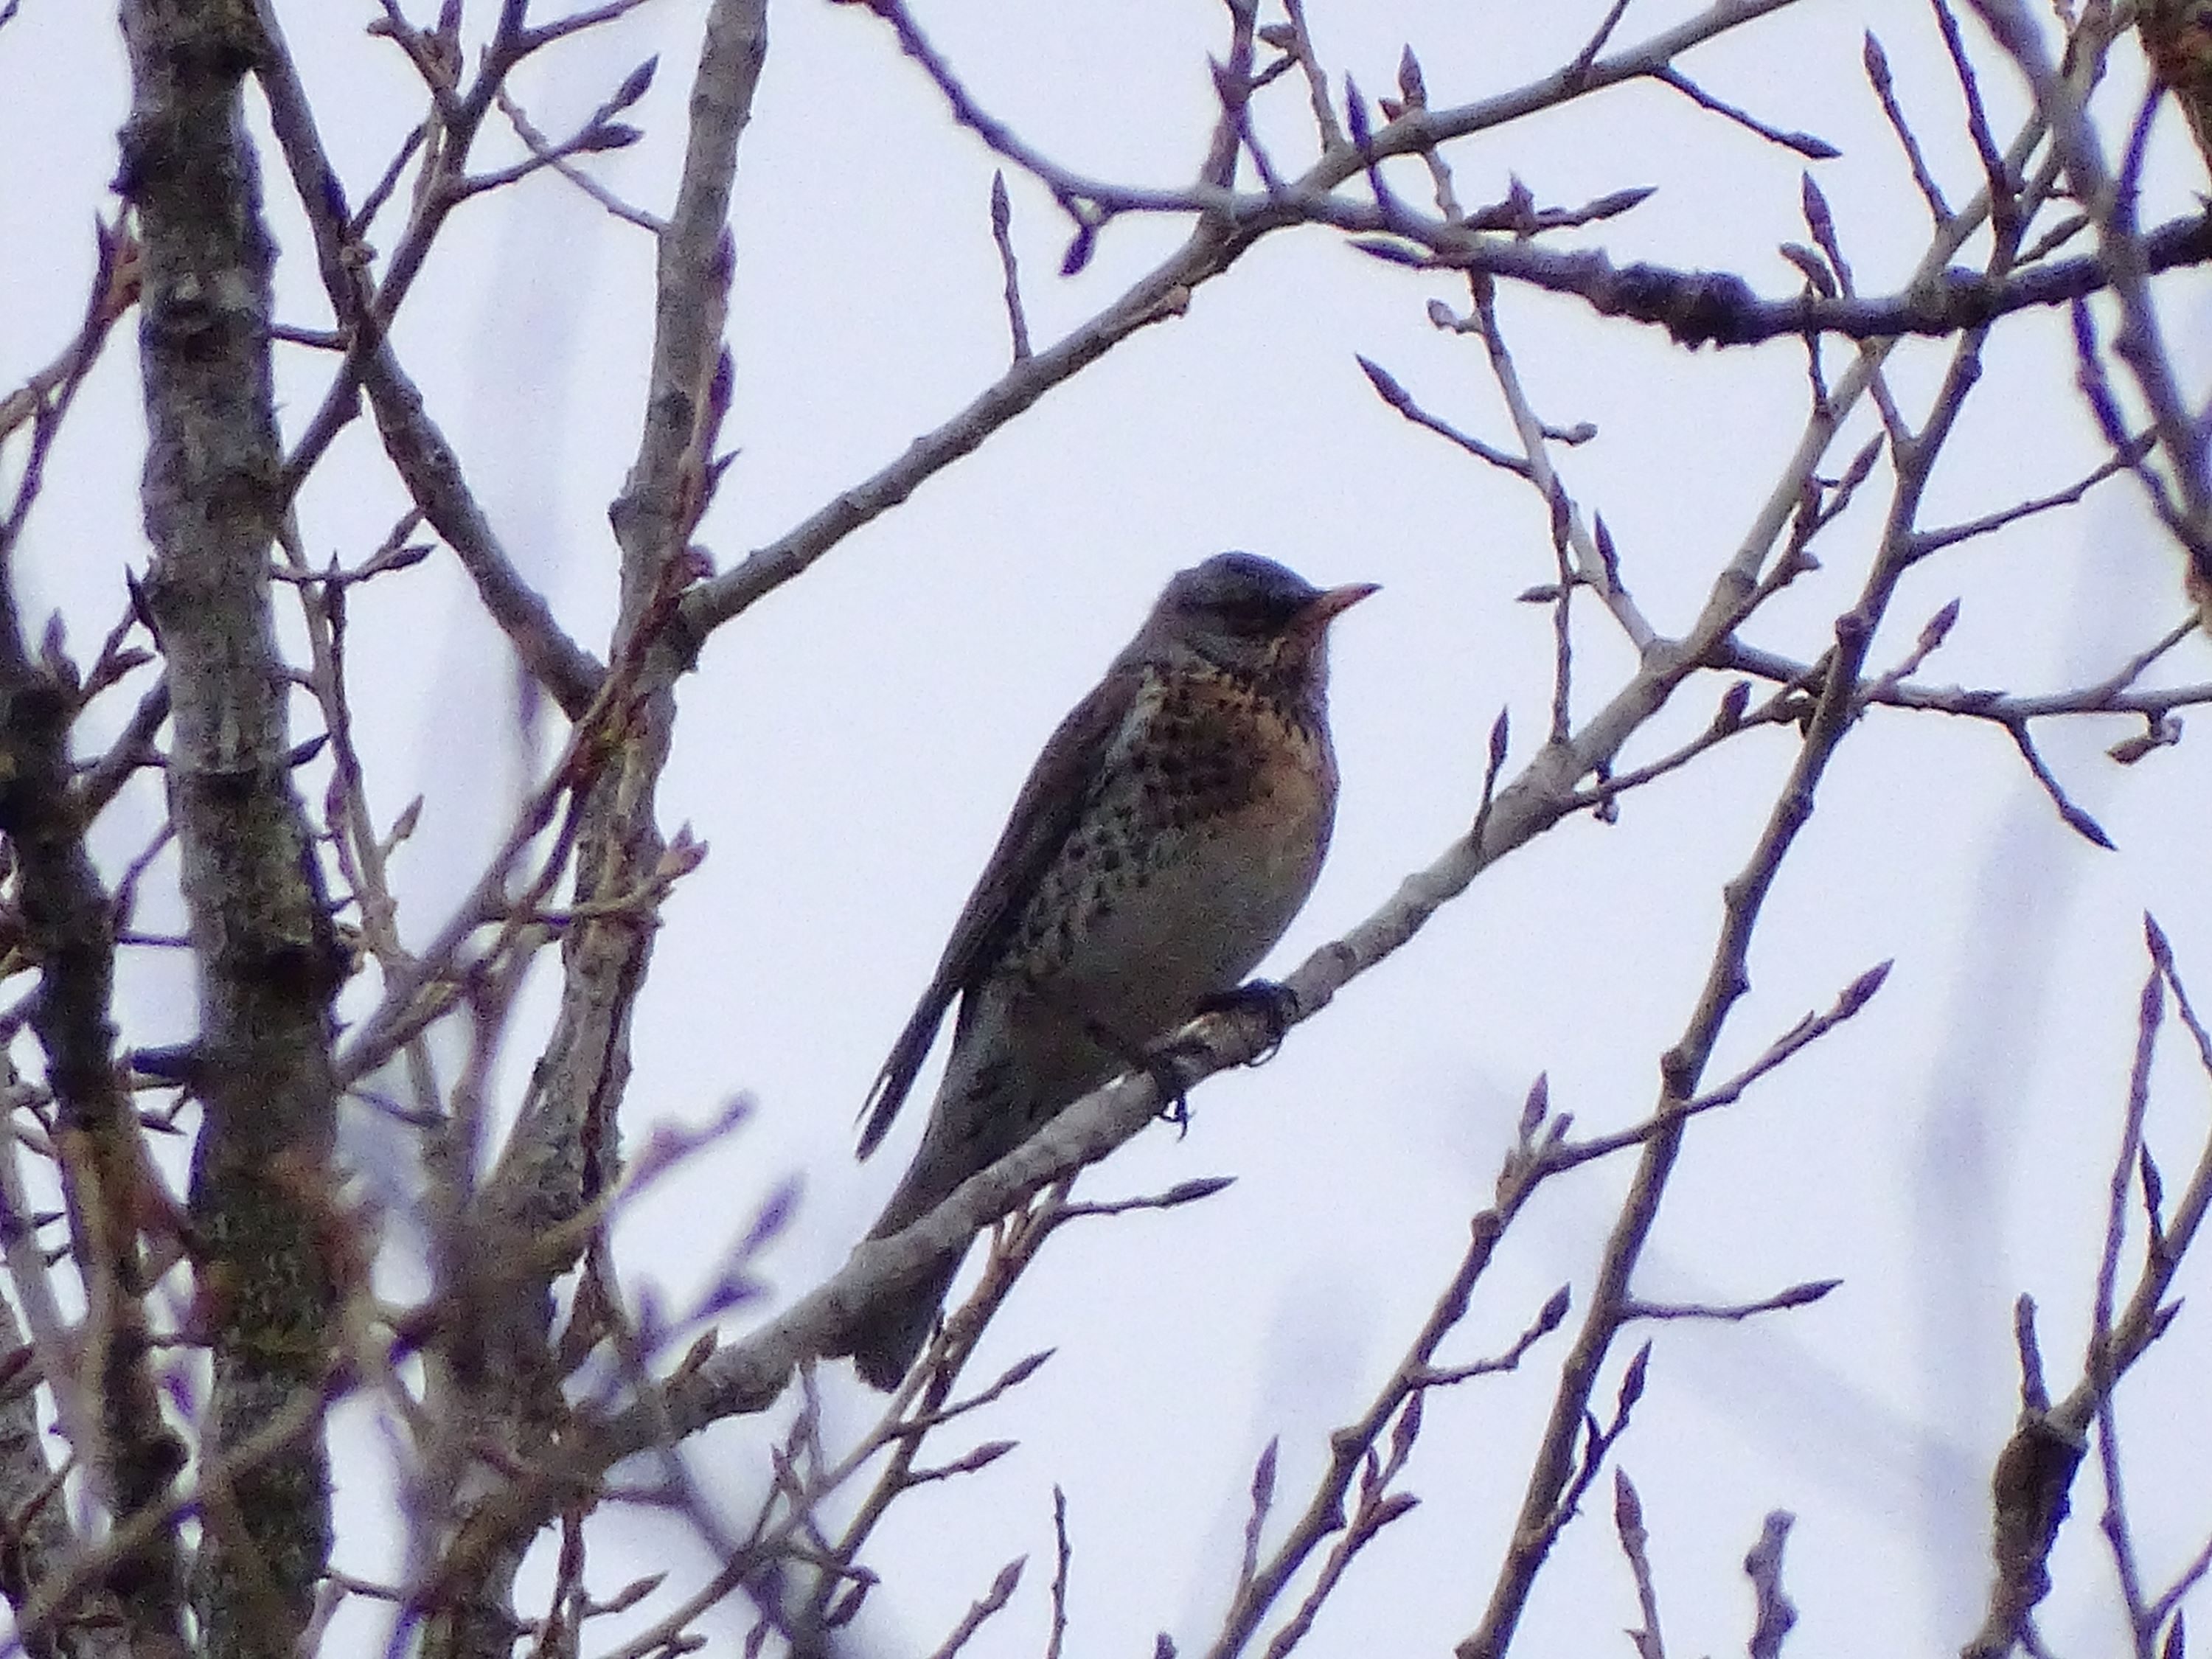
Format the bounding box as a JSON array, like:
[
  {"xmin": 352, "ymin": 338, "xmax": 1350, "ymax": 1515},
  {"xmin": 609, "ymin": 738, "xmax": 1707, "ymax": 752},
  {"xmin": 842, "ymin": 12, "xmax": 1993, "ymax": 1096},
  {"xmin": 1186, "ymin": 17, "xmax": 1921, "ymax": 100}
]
[{"xmin": 1295, "ymin": 582, "xmax": 1380, "ymax": 630}]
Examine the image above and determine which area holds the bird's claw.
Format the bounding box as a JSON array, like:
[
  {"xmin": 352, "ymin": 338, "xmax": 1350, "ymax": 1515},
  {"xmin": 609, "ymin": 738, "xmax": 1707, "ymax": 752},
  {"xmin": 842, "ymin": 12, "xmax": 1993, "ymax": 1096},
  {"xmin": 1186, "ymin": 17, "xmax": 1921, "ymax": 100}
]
[
  {"xmin": 1145, "ymin": 1050, "xmax": 1195, "ymax": 1138},
  {"xmin": 1136, "ymin": 984, "xmax": 1301, "ymax": 1135},
  {"xmin": 1195, "ymin": 978, "xmax": 1300, "ymax": 1065}
]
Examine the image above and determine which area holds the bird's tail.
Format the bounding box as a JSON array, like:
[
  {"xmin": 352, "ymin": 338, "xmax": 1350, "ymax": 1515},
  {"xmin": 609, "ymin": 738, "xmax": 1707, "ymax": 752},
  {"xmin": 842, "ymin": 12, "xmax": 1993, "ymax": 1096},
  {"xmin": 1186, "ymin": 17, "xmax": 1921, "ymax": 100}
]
[
  {"xmin": 838, "ymin": 1251, "xmax": 964, "ymax": 1391},
  {"xmin": 835, "ymin": 1038, "xmax": 1029, "ymax": 1390}
]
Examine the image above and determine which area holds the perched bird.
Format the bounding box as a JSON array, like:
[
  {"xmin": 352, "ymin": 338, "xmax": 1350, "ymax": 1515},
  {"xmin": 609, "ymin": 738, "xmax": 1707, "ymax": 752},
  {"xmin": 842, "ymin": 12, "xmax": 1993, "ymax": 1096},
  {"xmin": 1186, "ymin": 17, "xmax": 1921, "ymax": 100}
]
[
  {"xmin": 2142, "ymin": 0, "xmax": 2212, "ymax": 181},
  {"xmin": 835, "ymin": 552, "xmax": 1376, "ymax": 1390},
  {"xmin": 2131, "ymin": 1, "xmax": 2212, "ymax": 626}
]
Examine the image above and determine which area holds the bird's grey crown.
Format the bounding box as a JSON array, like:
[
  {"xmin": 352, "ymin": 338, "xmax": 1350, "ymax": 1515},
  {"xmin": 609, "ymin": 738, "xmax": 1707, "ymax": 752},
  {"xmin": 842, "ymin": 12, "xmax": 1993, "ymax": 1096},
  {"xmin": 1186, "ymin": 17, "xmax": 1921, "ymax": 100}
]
[
  {"xmin": 1127, "ymin": 552, "xmax": 1335, "ymax": 682},
  {"xmin": 1159, "ymin": 552, "xmax": 1324, "ymax": 637}
]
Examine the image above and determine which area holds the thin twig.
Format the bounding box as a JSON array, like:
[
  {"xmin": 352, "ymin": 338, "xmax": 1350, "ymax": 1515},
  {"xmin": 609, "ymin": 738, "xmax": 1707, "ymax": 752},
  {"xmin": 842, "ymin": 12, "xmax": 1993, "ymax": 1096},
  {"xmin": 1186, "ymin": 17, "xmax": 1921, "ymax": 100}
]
[
  {"xmin": 1356, "ymin": 355, "xmax": 1531, "ymax": 477},
  {"xmin": 1909, "ymin": 431, "xmax": 2152, "ymax": 555},
  {"xmin": 1649, "ymin": 65, "xmax": 1840, "ymax": 157},
  {"xmin": 1615, "ymin": 1471, "xmax": 1666, "ymax": 1659},
  {"xmin": 1623, "ymin": 1280, "xmax": 1840, "ymax": 1323},
  {"xmin": 1045, "ymin": 1486, "xmax": 1071, "ymax": 1659},
  {"xmin": 494, "ymin": 86, "xmax": 666, "ymax": 232},
  {"xmin": 1864, "ymin": 31, "xmax": 1952, "ymax": 223},
  {"xmin": 989, "ymin": 173, "xmax": 1031, "ymax": 362}
]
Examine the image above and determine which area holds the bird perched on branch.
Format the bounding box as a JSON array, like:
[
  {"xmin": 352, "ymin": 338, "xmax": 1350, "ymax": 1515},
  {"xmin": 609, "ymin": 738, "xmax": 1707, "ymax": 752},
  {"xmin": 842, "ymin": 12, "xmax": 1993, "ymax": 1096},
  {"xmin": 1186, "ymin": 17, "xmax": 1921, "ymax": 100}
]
[
  {"xmin": 834, "ymin": 552, "xmax": 1376, "ymax": 1390},
  {"xmin": 2142, "ymin": 0, "xmax": 2212, "ymax": 180}
]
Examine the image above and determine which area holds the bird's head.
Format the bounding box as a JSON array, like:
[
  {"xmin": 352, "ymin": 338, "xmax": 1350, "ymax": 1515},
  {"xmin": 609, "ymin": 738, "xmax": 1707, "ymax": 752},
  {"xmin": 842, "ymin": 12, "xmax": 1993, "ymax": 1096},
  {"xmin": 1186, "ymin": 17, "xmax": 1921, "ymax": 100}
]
[{"xmin": 1140, "ymin": 552, "xmax": 1378, "ymax": 684}]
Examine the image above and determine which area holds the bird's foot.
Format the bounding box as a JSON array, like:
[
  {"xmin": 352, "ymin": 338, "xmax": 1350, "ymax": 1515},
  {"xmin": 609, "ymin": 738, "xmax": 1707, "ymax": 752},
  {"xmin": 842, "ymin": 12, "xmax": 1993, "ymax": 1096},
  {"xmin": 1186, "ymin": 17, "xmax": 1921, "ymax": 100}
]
[
  {"xmin": 1073, "ymin": 1006, "xmax": 1199, "ymax": 1134},
  {"xmin": 1144, "ymin": 1048, "xmax": 1197, "ymax": 1138},
  {"xmin": 1195, "ymin": 978, "xmax": 1300, "ymax": 1065},
  {"xmin": 1126, "ymin": 982, "xmax": 1301, "ymax": 1138}
]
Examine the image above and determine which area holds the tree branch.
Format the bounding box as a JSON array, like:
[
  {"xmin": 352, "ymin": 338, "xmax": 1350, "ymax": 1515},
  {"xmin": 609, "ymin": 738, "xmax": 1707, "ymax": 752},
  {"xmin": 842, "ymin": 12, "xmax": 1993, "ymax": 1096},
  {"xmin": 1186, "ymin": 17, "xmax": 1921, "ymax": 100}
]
[{"xmin": 116, "ymin": 0, "xmax": 347, "ymax": 1651}]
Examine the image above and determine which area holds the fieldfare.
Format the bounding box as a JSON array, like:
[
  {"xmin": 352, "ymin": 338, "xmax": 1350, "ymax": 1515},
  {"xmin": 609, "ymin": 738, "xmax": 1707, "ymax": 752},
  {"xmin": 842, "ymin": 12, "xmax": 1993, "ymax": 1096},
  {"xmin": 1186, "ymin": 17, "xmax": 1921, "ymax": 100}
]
[{"xmin": 835, "ymin": 552, "xmax": 1375, "ymax": 1390}]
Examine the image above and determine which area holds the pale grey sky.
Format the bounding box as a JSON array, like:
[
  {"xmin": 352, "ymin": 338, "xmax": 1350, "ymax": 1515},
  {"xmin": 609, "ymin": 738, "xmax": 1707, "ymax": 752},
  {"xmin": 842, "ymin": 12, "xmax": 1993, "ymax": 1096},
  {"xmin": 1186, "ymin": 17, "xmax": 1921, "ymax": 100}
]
[{"xmin": 6, "ymin": 1, "xmax": 2212, "ymax": 1655}]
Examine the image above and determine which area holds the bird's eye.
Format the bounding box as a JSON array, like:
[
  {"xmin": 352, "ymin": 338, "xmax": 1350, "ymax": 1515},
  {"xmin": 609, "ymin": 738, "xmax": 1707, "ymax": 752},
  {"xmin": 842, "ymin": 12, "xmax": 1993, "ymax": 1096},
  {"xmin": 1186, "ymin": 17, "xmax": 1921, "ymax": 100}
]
[{"xmin": 1206, "ymin": 592, "xmax": 1301, "ymax": 634}]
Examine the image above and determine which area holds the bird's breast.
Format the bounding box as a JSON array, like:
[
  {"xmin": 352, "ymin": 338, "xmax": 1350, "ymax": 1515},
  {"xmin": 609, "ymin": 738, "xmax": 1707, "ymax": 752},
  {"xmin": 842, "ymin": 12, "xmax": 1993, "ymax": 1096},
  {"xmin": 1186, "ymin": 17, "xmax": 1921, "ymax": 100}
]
[{"xmin": 1004, "ymin": 667, "xmax": 1337, "ymax": 1039}]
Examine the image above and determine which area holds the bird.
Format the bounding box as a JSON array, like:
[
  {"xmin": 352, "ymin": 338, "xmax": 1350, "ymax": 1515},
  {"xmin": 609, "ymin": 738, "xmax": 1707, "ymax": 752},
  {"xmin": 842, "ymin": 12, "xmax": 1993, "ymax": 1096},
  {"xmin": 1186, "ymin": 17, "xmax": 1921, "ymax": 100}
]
[
  {"xmin": 833, "ymin": 552, "xmax": 1376, "ymax": 1390},
  {"xmin": 2141, "ymin": 0, "xmax": 2212, "ymax": 182}
]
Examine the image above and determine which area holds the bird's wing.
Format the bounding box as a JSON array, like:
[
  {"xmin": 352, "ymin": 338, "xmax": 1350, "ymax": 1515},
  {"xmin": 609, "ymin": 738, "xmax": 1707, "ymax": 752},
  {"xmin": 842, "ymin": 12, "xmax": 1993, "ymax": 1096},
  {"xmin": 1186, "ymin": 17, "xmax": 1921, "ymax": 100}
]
[{"xmin": 855, "ymin": 661, "xmax": 1143, "ymax": 1158}]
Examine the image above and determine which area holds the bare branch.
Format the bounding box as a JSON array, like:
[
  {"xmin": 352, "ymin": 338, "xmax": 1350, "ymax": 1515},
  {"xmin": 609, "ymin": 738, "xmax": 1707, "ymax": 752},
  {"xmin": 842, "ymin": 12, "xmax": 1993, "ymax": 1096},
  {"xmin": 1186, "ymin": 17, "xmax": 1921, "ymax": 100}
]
[
  {"xmin": 1649, "ymin": 65, "xmax": 1840, "ymax": 158},
  {"xmin": 2004, "ymin": 717, "xmax": 2114, "ymax": 849},
  {"xmin": 1745, "ymin": 1513, "xmax": 1798, "ymax": 1659},
  {"xmin": 251, "ymin": 5, "xmax": 609, "ymax": 717},
  {"xmin": 990, "ymin": 172, "xmax": 1032, "ymax": 363},
  {"xmin": 0, "ymin": 221, "xmax": 138, "ymax": 563},
  {"xmin": 1615, "ymin": 1471, "xmax": 1666, "ymax": 1659},
  {"xmin": 1046, "ymin": 1486, "xmax": 1071, "ymax": 1659},
  {"xmin": 493, "ymin": 84, "xmax": 667, "ymax": 233},
  {"xmin": 1623, "ymin": 1280, "xmax": 1841, "ymax": 1324},
  {"xmin": 680, "ymin": 0, "xmax": 1826, "ymax": 639},
  {"xmin": 1864, "ymin": 31, "xmax": 1953, "ymax": 224},
  {"xmin": 1910, "ymin": 432, "xmax": 2153, "ymax": 556},
  {"xmin": 1356, "ymin": 355, "xmax": 1531, "ymax": 479},
  {"xmin": 920, "ymin": 1557, "xmax": 1024, "ymax": 1659},
  {"xmin": 1277, "ymin": 0, "xmax": 1345, "ymax": 154}
]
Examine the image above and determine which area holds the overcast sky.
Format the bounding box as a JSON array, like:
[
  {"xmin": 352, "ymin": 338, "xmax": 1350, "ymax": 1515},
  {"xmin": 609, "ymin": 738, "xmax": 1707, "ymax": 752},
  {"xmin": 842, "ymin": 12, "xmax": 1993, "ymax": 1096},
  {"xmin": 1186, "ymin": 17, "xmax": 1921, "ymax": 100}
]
[{"xmin": 8, "ymin": 1, "xmax": 2212, "ymax": 1655}]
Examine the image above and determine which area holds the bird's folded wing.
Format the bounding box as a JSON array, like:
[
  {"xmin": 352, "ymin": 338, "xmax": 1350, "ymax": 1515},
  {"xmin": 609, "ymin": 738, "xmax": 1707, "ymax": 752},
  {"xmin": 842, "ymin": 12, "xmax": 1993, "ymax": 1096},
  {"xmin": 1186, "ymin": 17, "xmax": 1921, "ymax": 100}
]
[{"xmin": 855, "ymin": 660, "xmax": 1144, "ymax": 1158}]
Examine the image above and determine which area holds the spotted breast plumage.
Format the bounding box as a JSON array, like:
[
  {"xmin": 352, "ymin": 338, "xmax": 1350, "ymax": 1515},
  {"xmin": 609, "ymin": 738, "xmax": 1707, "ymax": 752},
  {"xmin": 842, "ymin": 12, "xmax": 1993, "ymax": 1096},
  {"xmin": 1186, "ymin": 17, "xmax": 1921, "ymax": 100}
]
[{"xmin": 832, "ymin": 552, "xmax": 1375, "ymax": 1390}]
